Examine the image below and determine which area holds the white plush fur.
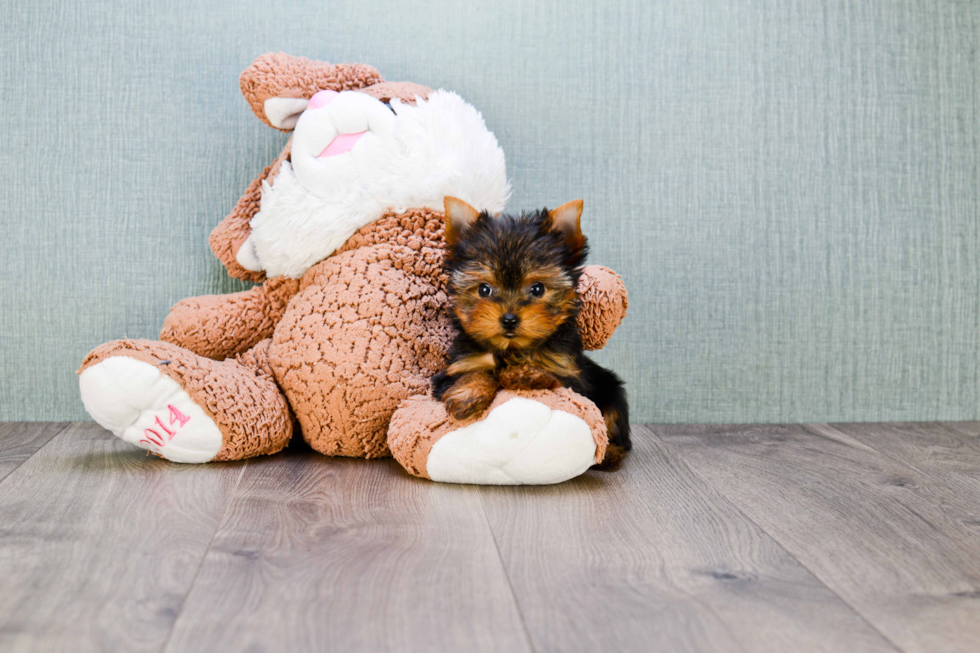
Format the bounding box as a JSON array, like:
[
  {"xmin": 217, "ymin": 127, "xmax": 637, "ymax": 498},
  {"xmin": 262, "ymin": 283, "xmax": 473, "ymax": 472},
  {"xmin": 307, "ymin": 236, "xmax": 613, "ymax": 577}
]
[
  {"xmin": 240, "ymin": 90, "xmax": 511, "ymax": 278},
  {"xmin": 425, "ymin": 398, "xmax": 597, "ymax": 485},
  {"xmin": 79, "ymin": 357, "xmax": 222, "ymax": 463}
]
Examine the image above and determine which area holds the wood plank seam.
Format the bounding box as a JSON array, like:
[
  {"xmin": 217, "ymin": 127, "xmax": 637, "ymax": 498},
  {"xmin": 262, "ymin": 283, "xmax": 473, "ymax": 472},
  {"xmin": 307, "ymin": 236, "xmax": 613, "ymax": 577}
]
[
  {"xmin": 809, "ymin": 422, "xmax": 980, "ymax": 489},
  {"xmin": 804, "ymin": 423, "xmax": 936, "ymax": 482},
  {"xmin": 158, "ymin": 460, "xmax": 250, "ymax": 653},
  {"xmin": 0, "ymin": 422, "xmax": 250, "ymax": 651},
  {"xmin": 480, "ymin": 424, "xmax": 904, "ymax": 652},
  {"xmin": 0, "ymin": 422, "xmax": 71, "ymax": 488},
  {"xmin": 641, "ymin": 425, "xmax": 908, "ymax": 653},
  {"xmin": 477, "ymin": 492, "xmax": 539, "ymax": 653}
]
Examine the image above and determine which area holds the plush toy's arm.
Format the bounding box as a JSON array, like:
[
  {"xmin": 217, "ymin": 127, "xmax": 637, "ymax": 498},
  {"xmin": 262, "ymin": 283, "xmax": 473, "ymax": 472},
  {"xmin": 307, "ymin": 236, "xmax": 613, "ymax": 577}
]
[
  {"xmin": 240, "ymin": 53, "xmax": 384, "ymax": 131},
  {"xmin": 160, "ymin": 277, "xmax": 301, "ymax": 361},
  {"xmin": 576, "ymin": 265, "xmax": 628, "ymax": 350},
  {"xmin": 208, "ymin": 141, "xmax": 291, "ymax": 282}
]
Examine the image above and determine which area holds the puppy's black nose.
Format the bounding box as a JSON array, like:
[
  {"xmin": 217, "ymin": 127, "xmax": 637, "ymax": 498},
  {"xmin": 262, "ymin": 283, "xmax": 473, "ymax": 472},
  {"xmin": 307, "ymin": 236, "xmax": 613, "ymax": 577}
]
[{"xmin": 501, "ymin": 313, "xmax": 519, "ymax": 331}]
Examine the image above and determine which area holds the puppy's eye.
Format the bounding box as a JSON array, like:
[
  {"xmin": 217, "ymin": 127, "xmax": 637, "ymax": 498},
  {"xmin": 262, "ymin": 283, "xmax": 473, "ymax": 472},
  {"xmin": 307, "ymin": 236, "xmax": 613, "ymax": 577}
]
[
  {"xmin": 478, "ymin": 283, "xmax": 493, "ymax": 298},
  {"xmin": 529, "ymin": 282, "xmax": 545, "ymax": 297}
]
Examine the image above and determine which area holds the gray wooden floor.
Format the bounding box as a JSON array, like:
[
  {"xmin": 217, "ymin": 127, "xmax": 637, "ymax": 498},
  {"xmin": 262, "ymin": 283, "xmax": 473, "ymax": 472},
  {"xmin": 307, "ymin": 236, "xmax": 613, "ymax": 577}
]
[{"xmin": 1, "ymin": 422, "xmax": 979, "ymax": 652}]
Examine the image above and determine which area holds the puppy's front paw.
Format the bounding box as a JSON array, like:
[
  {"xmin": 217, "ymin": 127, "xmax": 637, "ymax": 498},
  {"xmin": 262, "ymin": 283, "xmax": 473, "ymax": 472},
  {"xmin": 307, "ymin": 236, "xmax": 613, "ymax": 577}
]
[
  {"xmin": 499, "ymin": 364, "xmax": 561, "ymax": 391},
  {"xmin": 442, "ymin": 372, "xmax": 498, "ymax": 420}
]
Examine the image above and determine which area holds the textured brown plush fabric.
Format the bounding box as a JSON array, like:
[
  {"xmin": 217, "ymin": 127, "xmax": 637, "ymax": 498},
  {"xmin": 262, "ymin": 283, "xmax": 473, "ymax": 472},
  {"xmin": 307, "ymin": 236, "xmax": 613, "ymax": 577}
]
[
  {"xmin": 236, "ymin": 337, "xmax": 278, "ymax": 379},
  {"xmin": 78, "ymin": 54, "xmax": 629, "ymax": 477},
  {"xmin": 354, "ymin": 81, "xmax": 432, "ymax": 105},
  {"xmin": 209, "ymin": 81, "xmax": 431, "ymax": 283},
  {"xmin": 213, "ymin": 52, "xmax": 387, "ymax": 281},
  {"xmin": 576, "ymin": 265, "xmax": 629, "ymax": 351},
  {"xmin": 79, "ymin": 339, "xmax": 293, "ymax": 461},
  {"xmin": 388, "ymin": 388, "xmax": 609, "ymax": 480},
  {"xmin": 160, "ymin": 276, "xmax": 301, "ymax": 361},
  {"xmin": 240, "ymin": 53, "xmax": 384, "ymax": 130},
  {"xmin": 208, "ymin": 140, "xmax": 292, "ymax": 282},
  {"xmin": 271, "ymin": 209, "xmax": 454, "ymax": 459},
  {"xmin": 82, "ymin": 211, "xmax": 626, "ymax": 466}
]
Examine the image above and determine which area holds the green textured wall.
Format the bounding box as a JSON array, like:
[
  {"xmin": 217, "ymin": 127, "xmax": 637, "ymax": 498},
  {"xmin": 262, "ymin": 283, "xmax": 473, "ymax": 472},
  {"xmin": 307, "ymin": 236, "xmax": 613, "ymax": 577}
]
[{"xmin": 1, "ymin": 0, "xmax": 978, "ymax": 422}]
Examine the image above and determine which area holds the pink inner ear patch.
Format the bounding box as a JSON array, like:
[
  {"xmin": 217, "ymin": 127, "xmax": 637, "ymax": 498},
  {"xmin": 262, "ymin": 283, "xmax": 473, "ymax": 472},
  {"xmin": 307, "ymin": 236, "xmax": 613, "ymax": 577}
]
[{"xmin": 318, "ymin": 131, "xmax": 367, "ymax": 158}]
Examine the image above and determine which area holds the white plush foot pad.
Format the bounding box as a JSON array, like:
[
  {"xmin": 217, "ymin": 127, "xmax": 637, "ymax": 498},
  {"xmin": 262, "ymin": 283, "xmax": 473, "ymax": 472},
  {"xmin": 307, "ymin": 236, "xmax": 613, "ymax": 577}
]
[
  {"xmin": 79, "ymin": 357, "xmax": 222, "ymax": 463},
  {"xmin": 425, "ymin": 397, "xmax": 597, "ymax": 485}
]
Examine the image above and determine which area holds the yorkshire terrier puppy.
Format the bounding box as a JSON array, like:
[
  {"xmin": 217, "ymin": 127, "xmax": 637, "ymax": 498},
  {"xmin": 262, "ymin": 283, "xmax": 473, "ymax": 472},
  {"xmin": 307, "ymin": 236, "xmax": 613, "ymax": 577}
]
[{"xmin": 432, "ymin": 197, "xmax": 631, "ymax": 468}]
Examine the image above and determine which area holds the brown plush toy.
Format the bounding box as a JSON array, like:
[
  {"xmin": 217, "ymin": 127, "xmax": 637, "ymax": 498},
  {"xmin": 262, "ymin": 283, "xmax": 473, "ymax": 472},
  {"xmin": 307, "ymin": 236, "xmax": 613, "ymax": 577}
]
[{"xmin": 78, "ymin": 53, "xmax": 628, "ymax": 485}]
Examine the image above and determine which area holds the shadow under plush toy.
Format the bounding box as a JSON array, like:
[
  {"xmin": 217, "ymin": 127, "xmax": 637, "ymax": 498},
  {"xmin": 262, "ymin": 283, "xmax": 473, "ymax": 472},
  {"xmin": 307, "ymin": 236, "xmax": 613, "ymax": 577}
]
[{"xmin": 77, "ymin": 53, "xmax": 628, "ymax": 485}]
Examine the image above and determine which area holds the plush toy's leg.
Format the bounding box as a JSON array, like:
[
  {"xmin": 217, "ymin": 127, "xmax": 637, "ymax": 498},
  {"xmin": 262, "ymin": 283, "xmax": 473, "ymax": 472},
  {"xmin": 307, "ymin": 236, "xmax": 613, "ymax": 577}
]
[
  {"xmin": 160, "ymin": 277, "xmax": 300, "ymax": 361},
  {"xmin": 78, "ymin": 339, "xmax": 292, "ymax": 463},
  {"xmin": 387, "ymin": 389, "xmax": 608, "ymax": 485},
  {"xmin": 270, "ymin": 243, "xmax": 452, "ymax": 460}
]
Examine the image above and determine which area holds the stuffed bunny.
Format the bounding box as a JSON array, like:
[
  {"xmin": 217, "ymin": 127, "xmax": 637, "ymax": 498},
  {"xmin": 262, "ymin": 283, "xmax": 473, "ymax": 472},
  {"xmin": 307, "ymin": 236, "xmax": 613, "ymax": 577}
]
[{"xmin": 78, "ymin": 53, "xmax": 627, "ymax": 485}]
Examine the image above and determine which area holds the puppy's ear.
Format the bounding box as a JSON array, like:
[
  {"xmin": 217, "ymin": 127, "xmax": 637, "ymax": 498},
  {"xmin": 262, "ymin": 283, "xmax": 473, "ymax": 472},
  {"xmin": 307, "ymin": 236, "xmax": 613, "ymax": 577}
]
[
  {"xmin": 548, "ymin": 200, "xmax": 585, "ymax": 253},
  {"xmin": 444, "ymin": 196, "xmax": 481, "ymax": 247}
]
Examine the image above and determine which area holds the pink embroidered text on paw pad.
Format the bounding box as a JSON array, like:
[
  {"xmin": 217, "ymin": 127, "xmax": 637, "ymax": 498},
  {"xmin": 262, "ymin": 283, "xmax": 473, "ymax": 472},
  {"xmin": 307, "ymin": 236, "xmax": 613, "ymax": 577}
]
[
  {"xmin": 138, "ymin": 404, "xmax": 190, "ymax": 448},
  {"xmin": 79, "ymin": 357, "xmax": 222, "ymax": 463}
]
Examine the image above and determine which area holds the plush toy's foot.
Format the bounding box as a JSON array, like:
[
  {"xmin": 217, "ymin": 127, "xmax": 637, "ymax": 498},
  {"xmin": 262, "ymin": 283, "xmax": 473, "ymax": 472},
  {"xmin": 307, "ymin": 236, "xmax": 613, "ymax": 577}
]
[
  {"xmin": 388, "ymin": 389, "xmax": 608, "ymax": 485},
  {"xmin": 80, "ymin": 354, "xmax": 223, "ymax": 462},
  {"xmin": 78, "ymin": 339, "xmax": 292, "ymax": 463}
]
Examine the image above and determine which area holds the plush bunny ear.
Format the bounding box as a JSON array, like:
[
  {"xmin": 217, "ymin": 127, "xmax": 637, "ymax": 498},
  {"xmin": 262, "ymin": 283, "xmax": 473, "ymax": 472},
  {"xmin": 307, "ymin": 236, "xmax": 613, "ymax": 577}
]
[
  {"xmin": 444, "ymin": 196, "xmax": 481, "ymax": 247},
  {"xmin": 548, "ymin": 200, "xmax": 585, "ymax": 253},
  {"xmin": 239, "ymin": 53, "xmax": 384, "ymax": 131},
  {"xmin": 263, "ymin": 97, "xmax": 309, "ymax": 129},
  {"xmin": 262, "ymin": 97, "xmax": 310, "ymax": 130}
]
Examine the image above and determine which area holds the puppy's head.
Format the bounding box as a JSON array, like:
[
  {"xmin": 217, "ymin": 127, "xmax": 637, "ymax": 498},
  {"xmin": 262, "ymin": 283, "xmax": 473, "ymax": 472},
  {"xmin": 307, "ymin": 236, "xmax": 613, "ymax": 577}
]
[{"xmin": 443, "ymin": 197, "xmax": 588, "ymax": 352}]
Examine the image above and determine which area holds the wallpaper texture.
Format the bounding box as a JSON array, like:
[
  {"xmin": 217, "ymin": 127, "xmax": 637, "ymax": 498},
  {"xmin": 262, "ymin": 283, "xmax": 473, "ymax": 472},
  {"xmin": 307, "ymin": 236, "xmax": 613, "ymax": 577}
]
[{"xmin": 1, "ymin": 0, "xmax": 977, "ymax": 422}]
